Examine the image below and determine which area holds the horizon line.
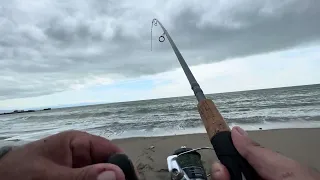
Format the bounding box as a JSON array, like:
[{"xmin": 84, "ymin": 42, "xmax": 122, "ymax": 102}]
[{"xmin": 1, "ymin": 83, "xmax": 318, "ymax": 111}]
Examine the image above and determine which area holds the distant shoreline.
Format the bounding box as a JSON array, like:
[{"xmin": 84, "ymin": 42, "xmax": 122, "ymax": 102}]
[{"xmin": 0, "ymin": 108, "xmax": 52, "ymax": 116}]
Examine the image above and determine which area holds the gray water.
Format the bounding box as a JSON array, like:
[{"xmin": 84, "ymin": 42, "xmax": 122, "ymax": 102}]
[{"xmin": 0, "ymin": 84, "xmax": 320, "ymax": 141}]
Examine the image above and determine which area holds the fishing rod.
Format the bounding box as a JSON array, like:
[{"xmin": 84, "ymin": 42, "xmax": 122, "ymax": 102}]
[{"xmin": 151, "ymin": 18, "xmax": 258, "ymax": 180}]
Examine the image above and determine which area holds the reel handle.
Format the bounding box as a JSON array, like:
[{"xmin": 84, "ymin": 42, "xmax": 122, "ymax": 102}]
[
  {"xmin": 107, "ymin": 154, "xmax": 139, "ymax": 180},
  {"xmin": 198, "ymin": 99, "xmax": 258, "ymax": 180}
]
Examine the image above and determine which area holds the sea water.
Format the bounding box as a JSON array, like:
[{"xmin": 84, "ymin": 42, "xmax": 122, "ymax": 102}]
[{"xmin": 0, "ymin": 84, "xmax": 319, "ymax": 141}]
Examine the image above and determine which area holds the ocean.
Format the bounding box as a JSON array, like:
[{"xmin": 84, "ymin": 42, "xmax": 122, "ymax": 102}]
[{"xmin": 0, "ymin": 84, "xmax": 319, "ymax": 141}]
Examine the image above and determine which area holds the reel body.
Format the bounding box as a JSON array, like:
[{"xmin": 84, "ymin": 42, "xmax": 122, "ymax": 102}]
[{"xmin": 167, "ymin": 147, "xmax": 210, "ymax": 180}]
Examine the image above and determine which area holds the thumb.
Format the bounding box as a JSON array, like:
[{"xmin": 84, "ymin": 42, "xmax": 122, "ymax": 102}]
[
  {"xmin": 71, "ymin": 163, "xmax": 125, "ymax": 180},
  {"xmin": 211, "ymin": 162, "xmax": 230, "ymax": 180},
  {"xmin": 231, "ymin": 126, "xmax": 303, "ymax": 180}
]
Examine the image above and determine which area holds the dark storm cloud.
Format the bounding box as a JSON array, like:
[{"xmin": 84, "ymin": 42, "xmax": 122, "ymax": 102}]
[{"xmin": 0, "ymin": 0, "xmax": 320, "ymax": 100}]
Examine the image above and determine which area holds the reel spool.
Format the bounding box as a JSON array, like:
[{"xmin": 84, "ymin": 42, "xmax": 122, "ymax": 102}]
[{"xmin": 167, "ymin": 147, "xmax": 213, "ymax": 180}]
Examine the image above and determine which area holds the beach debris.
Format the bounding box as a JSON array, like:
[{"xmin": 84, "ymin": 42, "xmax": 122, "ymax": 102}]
[
  {"xmin": 157, "ymin": 168, "xmax": 168, "ymax": 172},
  {"xmin": 137, "ymin": 163, "xmax": 153, "ymax": 171},
  {"xmin": 147, "ymin": 145, "xmax": 155, "ymax": 152},
  {"xmin": 147, "ymin": 155, "xmax": 154, "ymax": 162}
]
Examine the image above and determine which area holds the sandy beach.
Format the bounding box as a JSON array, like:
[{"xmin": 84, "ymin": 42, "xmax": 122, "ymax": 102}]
[
  {"xmin": 113, "ymin": 128, "xmax": 320, "ymax": 179},
  {"xmin": 1, "ymin": 128, "xmax": 320, "ymax": 179}
]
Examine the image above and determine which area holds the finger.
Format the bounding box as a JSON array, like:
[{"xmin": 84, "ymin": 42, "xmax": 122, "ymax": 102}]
[
  {"xmin": 30, "ymin": 131, "xmax": 123, "ymax": 167},
  {"xmin": 231, "ymin": 126, "xmax": 301, "ymax": 179},
  {"xmin": 68, "ymin": 163, "xmax": 125, "ymax": 180},
  {"xmin": 211, "ymin": 162, "xmax": 230, "ymax": 180},
  {"xmin": 70, "ymin": 131, "xmax": 123, "ymax": 167}
]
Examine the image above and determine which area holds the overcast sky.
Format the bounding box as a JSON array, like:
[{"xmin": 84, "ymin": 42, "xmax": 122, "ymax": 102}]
[{"xmin": 0, "ymin": 0, "xmax": 320, "ymax": 109}]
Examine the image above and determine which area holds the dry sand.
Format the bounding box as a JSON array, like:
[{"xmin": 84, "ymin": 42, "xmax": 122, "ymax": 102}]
[
  {"xmin": 113, "ymin": 128, "xmax": 320, "ymax": 180},
  {"xmin": 1, "ymin": 128, "xmax": 320, "ymax": 179}
]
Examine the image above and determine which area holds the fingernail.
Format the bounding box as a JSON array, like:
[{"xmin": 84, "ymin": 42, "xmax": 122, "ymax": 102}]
[
  {"xmin": 235, "ymin": 126, "xmax": 248, "ymax": 136},
  {"xmin": 212, "ymin": 163, "xmax": 223, "ymax": 179},
  {"xmin": 97, "ymin": 171, "xmax": 116, "ymax": 180}
]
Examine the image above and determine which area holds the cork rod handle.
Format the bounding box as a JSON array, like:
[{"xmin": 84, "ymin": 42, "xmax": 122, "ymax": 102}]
[{"xmin": 198, "ymin": 99, "xmax": 258, "ymax": 180}]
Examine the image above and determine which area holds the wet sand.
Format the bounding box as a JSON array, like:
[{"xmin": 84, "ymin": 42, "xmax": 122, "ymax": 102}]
[{"xmin": 113, "ymin": 128, "xmax": 320, "ymax": 179}]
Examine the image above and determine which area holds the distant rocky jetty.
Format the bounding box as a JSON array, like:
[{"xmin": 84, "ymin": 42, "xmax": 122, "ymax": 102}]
[{"xmin": 0, "ymin": 108, "xmax": 52, "ymax": 116}]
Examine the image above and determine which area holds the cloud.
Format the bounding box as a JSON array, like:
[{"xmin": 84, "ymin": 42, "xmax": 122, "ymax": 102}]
[
  {"xmin": 1, "ymin": 45, "xmax": 319, "ymax": 109},
  {"xmin": 0, "ymin": 0, "xmax": 320, "ymax": 100}
]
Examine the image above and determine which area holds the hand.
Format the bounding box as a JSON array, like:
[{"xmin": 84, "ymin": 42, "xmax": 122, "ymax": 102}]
[
  {"xmin": 211, "ymin": 127, "xmax": 320, "ymax": 180},
  {"xmin": 0, "ymin": 131, "xmax": 125, "ymax": 180}
]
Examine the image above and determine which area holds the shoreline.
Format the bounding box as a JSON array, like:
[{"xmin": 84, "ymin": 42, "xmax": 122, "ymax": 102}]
[
  {"xmin": 2, "ymin": 124, "xmax": 320, "ymax": 142},
  {"xmin": 111, "ymin": 126, "xmax": 320, "ymax": 140}
]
